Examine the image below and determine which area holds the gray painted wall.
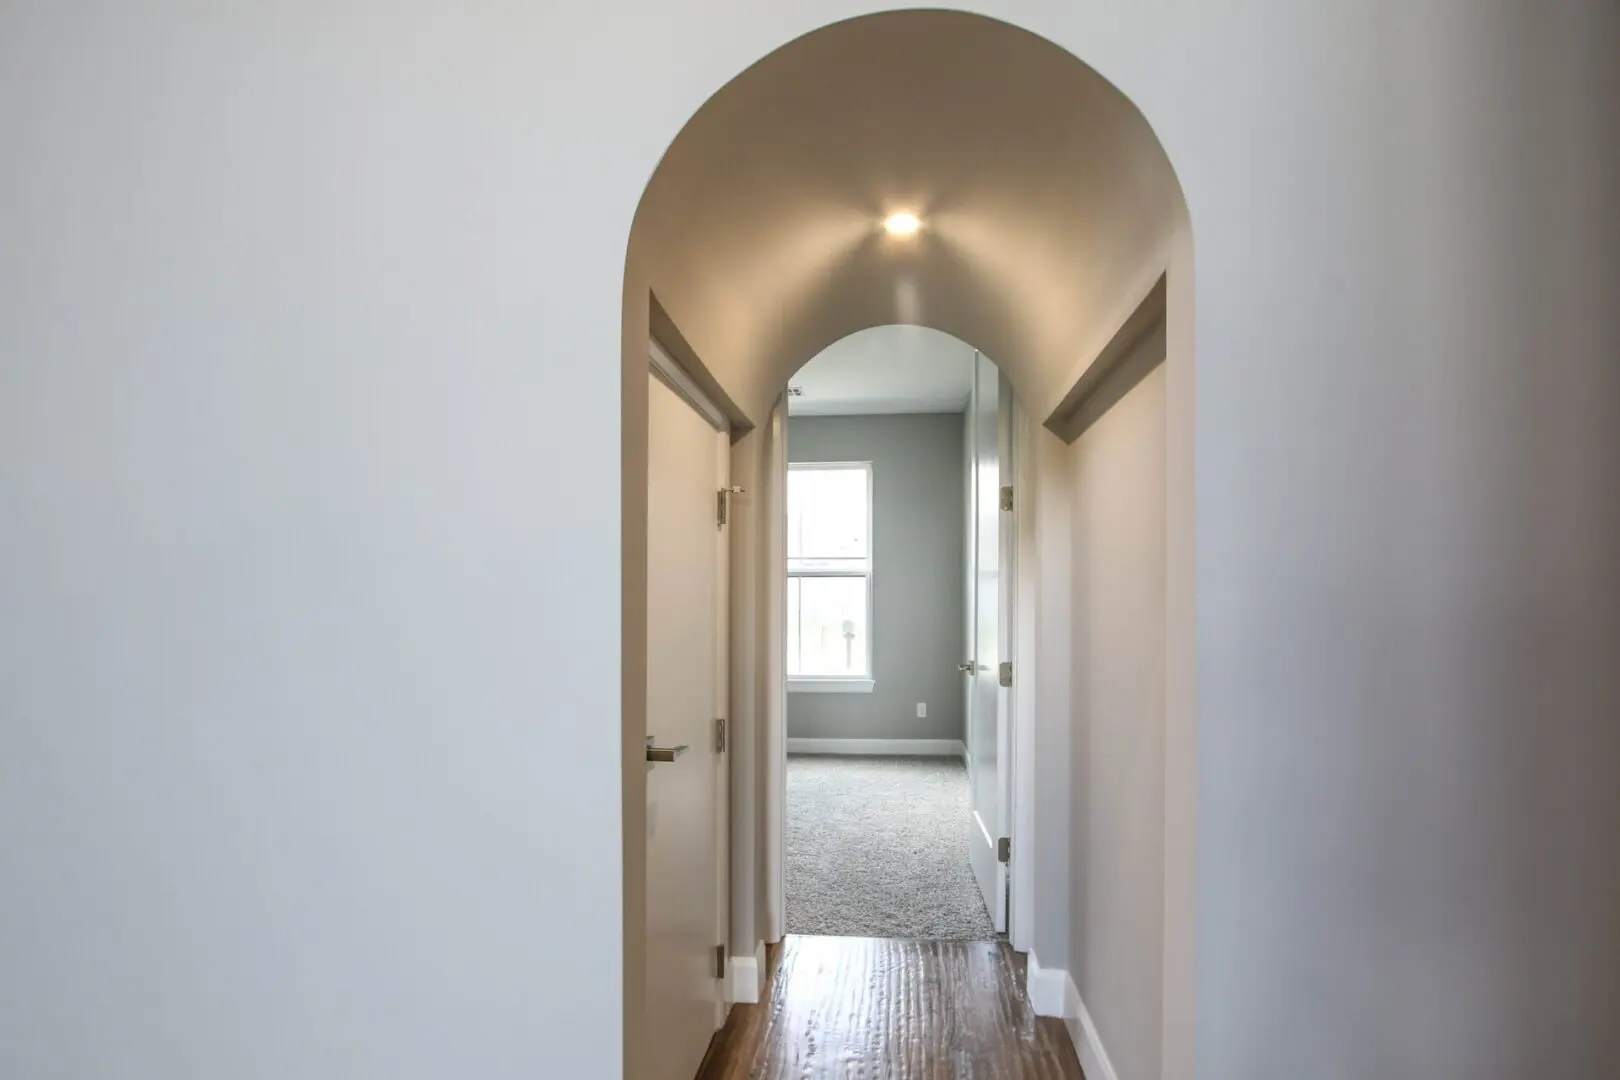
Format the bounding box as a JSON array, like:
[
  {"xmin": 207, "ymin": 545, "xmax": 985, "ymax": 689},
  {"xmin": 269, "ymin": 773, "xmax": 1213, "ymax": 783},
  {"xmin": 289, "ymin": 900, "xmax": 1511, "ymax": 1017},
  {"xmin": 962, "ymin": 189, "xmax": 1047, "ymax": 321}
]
[
  {"xmin": 788, "ymin": 415, "xmax": 965, "ymax": 742},
  {"xmin": 1068, "ymin": 365, "xmax": 1167, "ymax": 1080}
]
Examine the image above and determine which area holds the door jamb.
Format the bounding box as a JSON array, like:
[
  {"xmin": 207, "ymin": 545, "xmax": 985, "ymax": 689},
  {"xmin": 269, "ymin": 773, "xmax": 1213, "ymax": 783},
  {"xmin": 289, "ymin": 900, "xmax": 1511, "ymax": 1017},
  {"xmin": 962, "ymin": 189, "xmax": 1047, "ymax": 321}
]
[
  {"xmin": 761, "ymin": 384, "xmax": 1026, "ymax": 947},
  {"xmin": 1007, "ymin": 393, "xmax": 1035, "ymax": 953}
]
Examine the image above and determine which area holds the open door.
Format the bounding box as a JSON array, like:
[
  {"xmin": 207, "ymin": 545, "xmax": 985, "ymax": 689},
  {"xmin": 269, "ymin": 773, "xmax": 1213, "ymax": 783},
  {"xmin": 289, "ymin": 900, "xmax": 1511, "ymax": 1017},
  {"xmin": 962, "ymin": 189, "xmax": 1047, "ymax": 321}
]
[
  {"xmin": 966, "ymin": 351, "xmax": 1012, "ymax": 932},
  {"xmin": 646, "ymin": 344, "xmax": 730, "ymax": 1080}
]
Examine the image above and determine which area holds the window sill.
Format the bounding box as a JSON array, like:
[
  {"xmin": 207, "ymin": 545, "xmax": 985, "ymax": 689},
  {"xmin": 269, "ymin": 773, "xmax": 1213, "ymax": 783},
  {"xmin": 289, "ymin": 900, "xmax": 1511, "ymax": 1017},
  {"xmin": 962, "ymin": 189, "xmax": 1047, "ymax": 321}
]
[{"xmin": 788, "ymin": 678, "xmax": 876, "ymax": 695}]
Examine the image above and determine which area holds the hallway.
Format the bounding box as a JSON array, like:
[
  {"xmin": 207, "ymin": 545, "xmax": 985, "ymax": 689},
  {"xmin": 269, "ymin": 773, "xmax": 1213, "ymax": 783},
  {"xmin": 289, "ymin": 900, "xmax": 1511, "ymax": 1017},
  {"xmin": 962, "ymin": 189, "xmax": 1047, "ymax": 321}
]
[
  {"xmin": 5, "ymin": 5, "xmax": 1617, "ymax": 1080},
  {"xmin": 699, "ymin": 936, "xmax": 1082, "ymax": 1079}
]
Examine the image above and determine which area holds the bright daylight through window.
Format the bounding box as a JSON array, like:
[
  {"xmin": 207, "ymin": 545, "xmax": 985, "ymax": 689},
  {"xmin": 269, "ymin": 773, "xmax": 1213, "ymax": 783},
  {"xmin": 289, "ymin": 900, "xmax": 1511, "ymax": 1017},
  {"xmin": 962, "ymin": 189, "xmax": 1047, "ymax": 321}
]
[{"xmin": 787, "ymin": 463, "xmax": 873, "ymax": 690}]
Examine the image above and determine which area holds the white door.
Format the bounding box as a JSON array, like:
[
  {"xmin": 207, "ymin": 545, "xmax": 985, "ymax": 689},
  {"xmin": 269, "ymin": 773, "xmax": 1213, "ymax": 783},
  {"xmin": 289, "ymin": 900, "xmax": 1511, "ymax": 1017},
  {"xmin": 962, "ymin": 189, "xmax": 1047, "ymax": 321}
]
[
  {"xmin": 646, "ymin": 364, "xmax": 728, "ymax": 1080},
  {"xmin": 967, "ymin": 351, "xmax": 1011, "ymax": 932}
]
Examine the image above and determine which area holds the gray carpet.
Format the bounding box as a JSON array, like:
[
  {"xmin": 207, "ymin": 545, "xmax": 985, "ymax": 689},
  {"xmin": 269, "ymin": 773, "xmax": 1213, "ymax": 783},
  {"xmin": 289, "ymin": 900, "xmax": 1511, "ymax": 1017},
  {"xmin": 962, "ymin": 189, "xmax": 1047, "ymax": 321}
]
[{"xmin": 786, "ymin": 755, "xmax": 996, "ymax": 940}]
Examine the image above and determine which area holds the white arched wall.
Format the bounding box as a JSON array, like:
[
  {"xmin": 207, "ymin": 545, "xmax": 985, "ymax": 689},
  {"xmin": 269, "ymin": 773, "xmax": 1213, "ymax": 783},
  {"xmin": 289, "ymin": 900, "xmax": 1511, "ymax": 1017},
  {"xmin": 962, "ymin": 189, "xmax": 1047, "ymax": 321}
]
[
  {"xmin": 623, "ymin": 14, "xmax": 1193, "ymax": 1078},
  {"xmin": 629, "ymin": 11, "xmax": 1183, "ymax": 426},
  {"xmin": 2, "ymin": 5, "xmax": 1616, "ymax": 1080}
]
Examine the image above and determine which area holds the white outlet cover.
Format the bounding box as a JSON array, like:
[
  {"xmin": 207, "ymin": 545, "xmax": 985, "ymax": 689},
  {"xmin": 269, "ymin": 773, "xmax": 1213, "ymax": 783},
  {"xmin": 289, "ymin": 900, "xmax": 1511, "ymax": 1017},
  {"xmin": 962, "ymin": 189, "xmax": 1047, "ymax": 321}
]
[{"xmin": 916, "ymin": 702, "xmax": 927, "ymax": 718}]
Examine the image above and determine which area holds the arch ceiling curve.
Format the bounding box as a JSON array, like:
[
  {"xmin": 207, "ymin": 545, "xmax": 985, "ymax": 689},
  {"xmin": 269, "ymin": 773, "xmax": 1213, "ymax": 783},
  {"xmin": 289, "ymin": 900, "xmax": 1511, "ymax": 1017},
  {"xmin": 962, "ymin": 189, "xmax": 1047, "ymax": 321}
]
[
  {"xmin": 789, "ymin": 324, "xmax": 978, "ymax": 416},
  {"xmin": 631, "ymin": 8, "xmax": 1185, "ymax": 424}
]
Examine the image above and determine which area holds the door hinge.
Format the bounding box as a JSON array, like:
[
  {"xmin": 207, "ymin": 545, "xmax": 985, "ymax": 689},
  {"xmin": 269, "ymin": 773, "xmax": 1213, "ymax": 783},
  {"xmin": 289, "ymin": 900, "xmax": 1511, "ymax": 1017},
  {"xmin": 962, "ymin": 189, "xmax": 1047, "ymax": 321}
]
[
  {"xmin": 999, "ymin": 485, "xmax": 1014, "ymax": 512},
  {"xmin": 716, "ymin": 485, "xmax": 744, "ymax": 528},
  {"xmin": 714, "ymin": 944, "xmax": 727, "ymax": 980},
  {"xmin": 715, "ymin": 717, "xmax": 727, "ymax": 754},
  {"xmin": 997, "ymin": 836, "xmax": 1012, "ymax": 863},
  {"xmin": 999, "ymin": 661, "xmax": 1013, "ymax": 688}
]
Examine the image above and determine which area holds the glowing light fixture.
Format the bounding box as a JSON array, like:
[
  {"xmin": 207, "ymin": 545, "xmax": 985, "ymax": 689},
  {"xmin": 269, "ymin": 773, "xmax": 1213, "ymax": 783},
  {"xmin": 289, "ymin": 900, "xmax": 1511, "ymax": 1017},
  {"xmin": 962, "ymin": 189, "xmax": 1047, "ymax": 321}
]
[{"xmin": 883, "ymin": 211, "xmax": 921, "ymax": 237}]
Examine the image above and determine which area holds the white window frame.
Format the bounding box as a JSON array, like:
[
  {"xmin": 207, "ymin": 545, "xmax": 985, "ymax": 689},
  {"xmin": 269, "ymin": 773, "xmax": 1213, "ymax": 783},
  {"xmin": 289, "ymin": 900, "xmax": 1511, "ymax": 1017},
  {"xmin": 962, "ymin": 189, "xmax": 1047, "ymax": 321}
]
[{"xmin": 787, "ymin": 460, "xmax": 875, "ymax": 694}]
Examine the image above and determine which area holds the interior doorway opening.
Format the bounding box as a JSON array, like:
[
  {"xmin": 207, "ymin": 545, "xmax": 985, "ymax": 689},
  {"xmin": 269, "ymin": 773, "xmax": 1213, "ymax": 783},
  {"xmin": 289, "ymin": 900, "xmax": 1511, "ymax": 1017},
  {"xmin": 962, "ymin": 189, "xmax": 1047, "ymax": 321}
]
[
  {"xmin": 623, "ymin": 8, "xmax": 1193, "ymax": 1079},
  {"xmin": 780, "ymin": 327, "xmax": 1016, "ymax": 943}
]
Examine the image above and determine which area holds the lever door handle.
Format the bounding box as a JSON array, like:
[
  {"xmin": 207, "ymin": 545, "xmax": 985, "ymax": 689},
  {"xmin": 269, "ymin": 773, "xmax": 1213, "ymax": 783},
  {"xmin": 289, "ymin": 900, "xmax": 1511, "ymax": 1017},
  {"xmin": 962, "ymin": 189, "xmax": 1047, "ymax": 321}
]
[
  {"xmin": 957, "ymin": 662, "xmax": 978, "ymax": 674},
  {"xmin": 646, "ymin": 737, "xmax": 690, "ymax": 764}
]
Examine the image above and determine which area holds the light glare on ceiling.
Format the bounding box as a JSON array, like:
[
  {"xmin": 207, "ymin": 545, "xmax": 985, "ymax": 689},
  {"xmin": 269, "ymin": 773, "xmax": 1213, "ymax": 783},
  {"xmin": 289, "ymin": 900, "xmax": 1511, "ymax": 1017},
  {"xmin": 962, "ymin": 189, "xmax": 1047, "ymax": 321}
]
[{"xmin": 883, "ymin": 211, "xmax": 921, "ymax": 237}]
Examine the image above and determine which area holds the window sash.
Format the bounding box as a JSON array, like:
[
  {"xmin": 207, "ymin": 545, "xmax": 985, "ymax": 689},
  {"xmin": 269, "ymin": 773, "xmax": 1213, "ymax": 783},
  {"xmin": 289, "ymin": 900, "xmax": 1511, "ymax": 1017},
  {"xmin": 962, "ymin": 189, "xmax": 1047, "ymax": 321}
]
[
  {"xmin": 787, "ymin": 461, "xmax": 871, "ymax": 565},
  {"xmin": 786, "ymin": 560, "xmax": 868, "ymax": 575},
  {"xmin": 786, "ymin": 570, "xmax": 872, "ymax": 680}
]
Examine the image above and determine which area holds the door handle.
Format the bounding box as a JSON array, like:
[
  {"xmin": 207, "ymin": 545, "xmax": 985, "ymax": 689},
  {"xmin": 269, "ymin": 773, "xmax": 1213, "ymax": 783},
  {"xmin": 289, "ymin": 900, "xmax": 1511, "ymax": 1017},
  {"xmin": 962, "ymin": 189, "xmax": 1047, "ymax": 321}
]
[
  {"xmin": 646, "ymin": 736, "xmax": 690, "ymax": 764},
  {"xmin": 958, "ymin": 662, "xmax": 978, "ymax": 674}
]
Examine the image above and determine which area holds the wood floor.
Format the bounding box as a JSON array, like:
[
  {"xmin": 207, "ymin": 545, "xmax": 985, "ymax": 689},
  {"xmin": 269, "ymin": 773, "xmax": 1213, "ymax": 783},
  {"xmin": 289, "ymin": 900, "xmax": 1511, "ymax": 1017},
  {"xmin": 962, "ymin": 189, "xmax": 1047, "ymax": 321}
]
[{"xmin": 698, "ymin": 936, "xmax": 1084, "ymax": 1079}]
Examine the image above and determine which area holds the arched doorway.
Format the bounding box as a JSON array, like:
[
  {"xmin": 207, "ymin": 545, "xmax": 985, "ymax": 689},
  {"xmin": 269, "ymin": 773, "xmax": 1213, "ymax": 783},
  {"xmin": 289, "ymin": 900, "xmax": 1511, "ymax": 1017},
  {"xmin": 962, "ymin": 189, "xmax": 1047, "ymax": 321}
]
[{"xmin": 622, "ymin": 9, "xmax": 1194, "ymax": 1079}]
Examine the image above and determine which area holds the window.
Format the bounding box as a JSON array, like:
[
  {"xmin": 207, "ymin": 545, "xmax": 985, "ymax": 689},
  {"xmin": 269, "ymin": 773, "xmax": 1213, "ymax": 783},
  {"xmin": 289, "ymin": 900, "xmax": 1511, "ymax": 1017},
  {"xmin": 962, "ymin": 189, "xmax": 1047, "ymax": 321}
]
[{"xmin": 787, "ymin": 462, "xmax": 873, "ymax": 692}]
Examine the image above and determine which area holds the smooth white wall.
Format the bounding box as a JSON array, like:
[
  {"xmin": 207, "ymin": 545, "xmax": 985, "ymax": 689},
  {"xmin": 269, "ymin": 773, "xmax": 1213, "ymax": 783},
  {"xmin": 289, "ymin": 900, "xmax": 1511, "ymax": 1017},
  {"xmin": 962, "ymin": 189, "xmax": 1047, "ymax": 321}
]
[
  {"xmin": 1, "ymin": 9, "xmax": 621, "ymax": 1080},
  {"xmin": 1069, "ymin": 366, "xmax": 1169, "ymax": 1080},
  {"xmin": 1192, "ymin": 10, "xmax": 1620, "ymax": 1078},
  {"xmin": 2, "ymin": 4, "xmax": 1617, "ymax": 1080}
]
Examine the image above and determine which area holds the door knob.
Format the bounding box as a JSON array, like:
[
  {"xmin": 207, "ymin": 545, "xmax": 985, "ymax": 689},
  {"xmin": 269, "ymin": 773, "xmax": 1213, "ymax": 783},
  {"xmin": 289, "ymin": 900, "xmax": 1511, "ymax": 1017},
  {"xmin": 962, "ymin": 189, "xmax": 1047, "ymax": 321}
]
[
  {"xmin": 957, "ymin": 662, "xmax": 978, "ymax": 674},
  {"xmin": 646, "ymin": 736, "xmax": 690, "ymax": 764}
]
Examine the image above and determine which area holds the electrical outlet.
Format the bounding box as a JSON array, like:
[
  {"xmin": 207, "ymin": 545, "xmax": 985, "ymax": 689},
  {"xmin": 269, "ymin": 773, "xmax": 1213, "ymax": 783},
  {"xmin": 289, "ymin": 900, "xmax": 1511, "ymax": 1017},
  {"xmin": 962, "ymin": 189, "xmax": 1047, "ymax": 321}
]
[{"xmin": 916, "ymin": 702, "xmax": 927, "ymax": 718}]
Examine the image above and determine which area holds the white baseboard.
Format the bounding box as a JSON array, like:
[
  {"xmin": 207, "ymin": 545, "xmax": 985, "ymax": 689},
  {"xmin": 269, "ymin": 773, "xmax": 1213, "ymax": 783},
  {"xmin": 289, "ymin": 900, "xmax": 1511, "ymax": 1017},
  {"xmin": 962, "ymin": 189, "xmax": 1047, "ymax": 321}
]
[
  {"xmin": 727, "ymin": 941, "xmax": 766, "ymax": 1004},
  {"xmin": 1071, "ymin": 992, "xmax": 1120, "ymax": 1080},
  {"xmin": 786, "ymin": 737, "xmax": 966, "ymax": 758},
  {"xmin": 1027, "ymin": 953, "xmax": 1118, "ymax": 1080},
  {"xmin": 1026, "ymin": 951, "xmax": 1069, "ymax": 1017}
]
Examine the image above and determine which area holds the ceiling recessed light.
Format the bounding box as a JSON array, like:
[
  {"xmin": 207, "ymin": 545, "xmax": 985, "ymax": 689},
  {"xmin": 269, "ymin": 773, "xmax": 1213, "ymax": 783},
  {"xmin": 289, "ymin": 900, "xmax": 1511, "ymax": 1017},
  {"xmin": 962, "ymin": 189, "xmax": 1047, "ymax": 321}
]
[{"xmin": 883, "ymin": 211, "xmax": 921, "ymax": 237}]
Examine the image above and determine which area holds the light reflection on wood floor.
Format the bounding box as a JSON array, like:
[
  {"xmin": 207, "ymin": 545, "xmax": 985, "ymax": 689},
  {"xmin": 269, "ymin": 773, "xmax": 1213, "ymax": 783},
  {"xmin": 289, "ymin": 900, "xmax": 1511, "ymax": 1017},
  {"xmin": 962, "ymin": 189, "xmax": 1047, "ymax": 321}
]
[{"xmin": 698, "ymin": 935, "xmax": 1084, "ymax": 1079}]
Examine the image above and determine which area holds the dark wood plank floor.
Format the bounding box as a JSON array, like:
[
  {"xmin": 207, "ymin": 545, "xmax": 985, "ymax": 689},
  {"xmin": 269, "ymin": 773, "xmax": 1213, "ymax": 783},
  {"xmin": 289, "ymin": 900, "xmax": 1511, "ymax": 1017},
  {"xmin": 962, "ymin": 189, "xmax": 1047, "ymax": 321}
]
[{"xmin": 698, "ymin": 936, "xmax": 1084, "ymax": 1079}]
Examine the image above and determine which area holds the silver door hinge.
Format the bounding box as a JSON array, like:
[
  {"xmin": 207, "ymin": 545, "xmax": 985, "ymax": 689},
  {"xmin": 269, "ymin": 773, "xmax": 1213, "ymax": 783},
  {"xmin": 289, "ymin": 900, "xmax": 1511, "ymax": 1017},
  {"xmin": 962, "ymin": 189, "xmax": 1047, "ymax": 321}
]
[
  {"xmin": 716, "ymin": 485, "xmax": 744, "ymax": 528},
  {"xmin": 997, "ymin": 836, "xmax": 1012, "ymax": 863},
  {"xmin": 714, "ymin": 944, "xmax": 727, "ymax": 980},
  {"xmin": 999, "ymin": 661, "xmax": 1013, "ymax": 688},
  {"xmin": 999, "ymin": 485, "xmax": 1014, "ymax": 512},
  {"xmin": 715, "ymin": 717, "xmax": 727, "ymax": 754}
]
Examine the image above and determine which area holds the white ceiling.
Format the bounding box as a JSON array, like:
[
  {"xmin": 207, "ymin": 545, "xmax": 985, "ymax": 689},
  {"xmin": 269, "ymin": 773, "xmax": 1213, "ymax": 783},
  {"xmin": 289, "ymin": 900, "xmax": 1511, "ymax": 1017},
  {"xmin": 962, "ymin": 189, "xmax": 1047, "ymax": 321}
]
[{"xmin": 788, "ymin": 325, "xmax": 975, "ymax": 416}]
